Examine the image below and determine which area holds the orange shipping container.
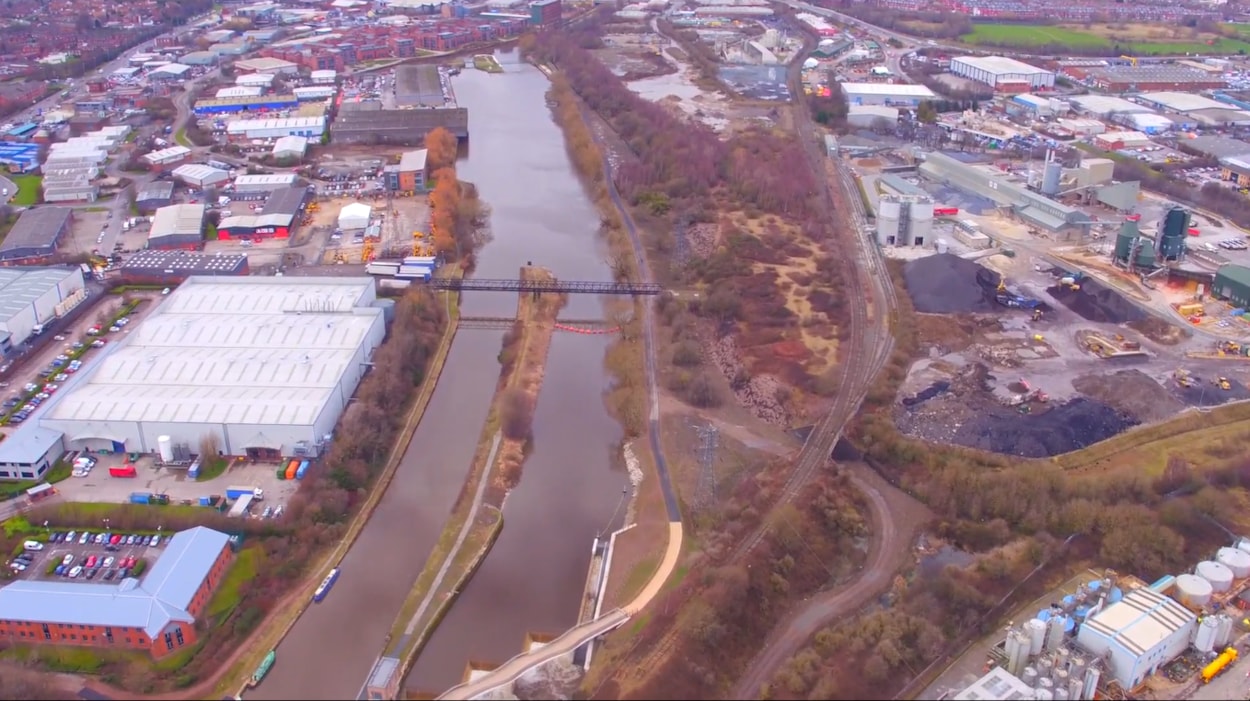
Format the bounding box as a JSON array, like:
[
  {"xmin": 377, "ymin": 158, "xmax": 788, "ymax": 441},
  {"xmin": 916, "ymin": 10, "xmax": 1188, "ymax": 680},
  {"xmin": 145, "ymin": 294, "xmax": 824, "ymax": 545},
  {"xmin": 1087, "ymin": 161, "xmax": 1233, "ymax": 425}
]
[{"xmin": 285, "ymin": 460, "xmax": 299, "ymax": 480}]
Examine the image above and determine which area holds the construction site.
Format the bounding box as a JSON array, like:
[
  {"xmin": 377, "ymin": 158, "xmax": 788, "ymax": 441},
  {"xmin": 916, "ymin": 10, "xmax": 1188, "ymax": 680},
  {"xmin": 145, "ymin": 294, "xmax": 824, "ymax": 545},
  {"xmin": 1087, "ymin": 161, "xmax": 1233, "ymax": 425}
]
[
  {"xmin": 931, "ymin": 539, "xmax": 1250, "ymax": 701},
  {"xmin": 319, "ymin": 188, "xmax": 432, "ymax": 266}
]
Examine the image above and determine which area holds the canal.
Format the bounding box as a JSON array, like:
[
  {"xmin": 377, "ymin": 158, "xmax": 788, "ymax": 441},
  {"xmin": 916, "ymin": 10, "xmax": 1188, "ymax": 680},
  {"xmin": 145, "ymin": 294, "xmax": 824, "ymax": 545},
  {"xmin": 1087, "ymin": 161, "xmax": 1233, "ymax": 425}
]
[
  {"xmin": 251, "ymin": 51, "xmax": 629, "ymax": 699},
  {"xmin": 404, "ymin": 51, "xmax": 630, "ymax": 694}
]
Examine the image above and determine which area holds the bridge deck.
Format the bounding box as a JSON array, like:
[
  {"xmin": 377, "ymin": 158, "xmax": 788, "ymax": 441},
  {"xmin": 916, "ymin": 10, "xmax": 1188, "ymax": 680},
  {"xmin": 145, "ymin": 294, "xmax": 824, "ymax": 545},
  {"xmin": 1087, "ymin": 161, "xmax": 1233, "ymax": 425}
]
[{"xmin": 419, "ymin": 277, "xmax": 662, "ymax": 295}]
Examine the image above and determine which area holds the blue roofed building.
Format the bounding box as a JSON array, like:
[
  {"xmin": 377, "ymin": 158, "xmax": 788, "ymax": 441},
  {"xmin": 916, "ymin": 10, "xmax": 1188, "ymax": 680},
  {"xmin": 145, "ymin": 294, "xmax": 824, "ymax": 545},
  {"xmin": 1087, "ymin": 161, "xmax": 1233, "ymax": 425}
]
[{"xmin": 0, "ymin": 527, "xmax": 233, "ymax": 657}]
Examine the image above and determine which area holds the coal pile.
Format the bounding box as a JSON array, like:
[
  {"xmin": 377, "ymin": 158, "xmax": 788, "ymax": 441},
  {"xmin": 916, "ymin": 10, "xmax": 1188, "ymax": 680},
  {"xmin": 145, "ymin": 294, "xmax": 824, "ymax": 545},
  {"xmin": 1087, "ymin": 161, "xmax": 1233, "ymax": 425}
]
[
  {"xmin": 1047, "ymin": 277, "xmax": 1146, "ymax": 324},
  {"xmin": 954, "ymin": 398, "xmax": 1138, "ymax": 458},
  {"xmin": 902, "ymin": 381, "xmax": 951, "ymax": 406},
  {"xmin": 903, "ymin": 254, "xmax": 999, "ymax": 313}
]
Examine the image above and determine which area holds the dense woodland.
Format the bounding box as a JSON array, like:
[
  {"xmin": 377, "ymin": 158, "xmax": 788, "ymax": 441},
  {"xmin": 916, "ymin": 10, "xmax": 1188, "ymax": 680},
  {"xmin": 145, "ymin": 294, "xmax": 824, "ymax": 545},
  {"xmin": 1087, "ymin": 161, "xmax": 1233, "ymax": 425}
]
[{"xmin": 0, "ymin": 288, "xmax": 447, "ymax": 691}]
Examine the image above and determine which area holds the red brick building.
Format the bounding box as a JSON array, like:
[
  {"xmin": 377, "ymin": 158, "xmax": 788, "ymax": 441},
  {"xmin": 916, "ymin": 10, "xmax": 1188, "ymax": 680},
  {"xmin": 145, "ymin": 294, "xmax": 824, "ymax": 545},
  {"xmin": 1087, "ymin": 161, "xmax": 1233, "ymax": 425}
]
[{"xmin": 0, "ymin": 527, "xmax": 233, "ymax": 659}]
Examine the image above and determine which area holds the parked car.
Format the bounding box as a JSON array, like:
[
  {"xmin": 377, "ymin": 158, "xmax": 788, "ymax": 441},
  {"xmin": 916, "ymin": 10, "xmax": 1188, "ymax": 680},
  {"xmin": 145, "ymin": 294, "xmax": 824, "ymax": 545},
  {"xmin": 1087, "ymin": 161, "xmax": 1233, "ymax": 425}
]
[
  {"xmin": 22, "ymin": 540, "xmax": 43, "ymax": 551},
  {"xmin": 61, "ymin": 554, "xmax": 73, "ymax": 566},
  {"xmin": 69, "ymin": 566, "xmax": 82, "ymax": 578},
  {"xmin": 103, "ymin": 556, "xmax": 115, "ymax": 568}
]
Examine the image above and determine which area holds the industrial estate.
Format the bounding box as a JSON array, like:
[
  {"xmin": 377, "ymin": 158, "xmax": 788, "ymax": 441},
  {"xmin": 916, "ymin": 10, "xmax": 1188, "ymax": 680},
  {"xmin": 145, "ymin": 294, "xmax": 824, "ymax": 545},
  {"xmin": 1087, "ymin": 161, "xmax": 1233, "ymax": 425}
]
[{"xmin": 5, "ymin": 0, "xmax": 1250, "ymax": 700}]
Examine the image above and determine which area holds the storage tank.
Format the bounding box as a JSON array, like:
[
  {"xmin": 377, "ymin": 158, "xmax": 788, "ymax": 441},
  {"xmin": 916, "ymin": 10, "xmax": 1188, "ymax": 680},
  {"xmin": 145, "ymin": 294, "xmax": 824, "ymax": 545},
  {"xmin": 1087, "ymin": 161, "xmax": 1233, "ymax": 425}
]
[
  {"xmin": 1037, "ymin": 608, "xmax": 1053, "ymax": 622},
  {"xmin": 1159, "ymin": 205, "xmax": 1189, "ymax": 260},
  {"xmin": 1217, "ymin": 547, "xmax": 1250, "ymax": 578},
  {"xmin": 1108, "ymin": 587, "xmax": 1124, "ymax": 604},
  {"xmin": 1066, "ymin": 673, "xmax": 1083, "ymax": 700},
  {"xmin": 1038, "ymin": 677, "xmax": 1054, "ymax": 691},
  {"xmin": 1114, "ymin": 220, "xmax": 1138, "ymax": 262},
  {"xmin": 1216, "ymin": 614, "xmax": 1234, "ymax": 648},
  {"xmin": 1061, "ymin": 595, "xmax": 1077, "ymax": 611},
  {"xmin": 1006, "ymin": 630, "xmax": 1031, "ymax": 676},
  {"xmin": 1237, "ymin": 537, "xmax": 1250, "ymax": 556},
  {"xmin": 1053, "ymin": 668, "xmax": 1070, "ymax": 689},
  {"xmin": 1198, "ymin": 560, "xmax": 1235, "ymax": 592},
  {"xmin": 1195, "ymin": 615, "xmax": 1219, "ymax": 653},
  {"xmin": 876, "ymin": 198, "xmax": 901, "ymax": 246},
  {"xmin": 1034, "ymin": 690, "xmax": 1054, "ymax": 701},
  {"xmin": 1046, "ymin": 616, "xmax": 1065, "ymax": 650},
  {"xmin": 1082, "ymin": 667, "xmax": 1101, "ymax": 700},
  {"xmin": 1053, "ymin": 687, "xmax": 1069, "ymax": 701},
  {"xmin": 1041, "ymin": 159, "xmax": 1062, "ymax": 196},
  {"xmin": 907, "ymin": 201, "xmax": 934, "ymax": 246},
  {"xmin": 1176, "ymin": 573, "xmax": 1214, "ymax": 607},
  {"xmin": 936, "ymin": 238, "xmax": 949, "ymax": 254},
  {"xmin": 1074, "ymin": 605, "xmax": 1090, "ymax": 622},
  {"xmin": 1069, "ymin": 656, "xmax": 1086, "ymax": 680},
  {"xmin": 1022, "ymin": 666, "xmax": 1039, "ymax": 687},
  {"xmin": 1055, "ymin": 648, "xmax": 1070, "ymax": 670},
  {"xmin": 1026, "ymin": 618, "xmax": 1047, "ymax": 656},
  {"xmin": 157, "ymin": 435, "xmax": 174, "ymax": 463}
]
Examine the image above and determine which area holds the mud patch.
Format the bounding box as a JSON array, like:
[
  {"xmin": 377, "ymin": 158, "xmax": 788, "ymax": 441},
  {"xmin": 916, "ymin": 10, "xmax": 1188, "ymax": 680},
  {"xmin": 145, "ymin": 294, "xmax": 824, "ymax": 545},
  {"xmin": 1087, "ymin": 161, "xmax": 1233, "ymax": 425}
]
[
  {"xmin": 1047, "ymin": 277, "xmax": 1147, "ymax": 324},
  {"xmin": 1127, "ymin": 316, "xmax": 1189, "ymax": 346},
  {"xmin": 1169, "ymin": 371, "xmax": 1250, "ymax": 406},
  {"xmin": 1072, "ymin": 370, "xmax": 1182, "ymax": 422},
  {"xmin": 902, "ymin": 254, "xmax": 998, "ymax": 314}
]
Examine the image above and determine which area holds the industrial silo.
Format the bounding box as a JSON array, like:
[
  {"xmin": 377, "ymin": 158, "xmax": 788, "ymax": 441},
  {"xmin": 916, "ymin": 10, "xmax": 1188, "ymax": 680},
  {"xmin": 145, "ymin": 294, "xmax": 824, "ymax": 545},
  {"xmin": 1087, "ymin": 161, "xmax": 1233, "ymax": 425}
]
[
  {"xmin": 1198, "ymin": 560, "xmax": 1235, "ymax": 593},
  {"xmin": 1135, "ymin": 238, "xmax": 1157, "ymax": 269},
  {"xmin": 1026, "ymin": 618, "xmax": 1047, "ymax": 656},
  {"xmin": 1006, "ymin": 629, "xmax": 1031, "ymax": 676},
  {"xmin": 1034, "ymin": 689, "xmax": 1055, "ymax": 701},
  {"xmin": 877, "ymin": 198, "xmax": 902, "ymax": 247},
  {"xmin": 1175, "ymin": 574, "xmax": 1214, "ymax": 608},
  {"xmin": 1217, "ymin": 547, "xmax": 1250, "ymax": 579},
  {"xmin": 1195, "ymin": 616, "xmax": 1219, "ymax": 653},
  {"xmin": 1237, "ymin": 537, "xmax": 1250, "ymax": 556},
  {"xmin": 1046, "ymin": 616, "xmax": 1065, "ymax": 651},
  {"xmin": 1114, "ymin": 220, "xmax": 1138, "ymax": 263},
  {"xmin": 1053, "ymin": 687, "xmax": 1070, "ymax": 701},
  {"xmin": 907, "ymin": 201, "xmax": 934, "ymax": 246},
  {"xmin": 1159, "ymin": 205, "xmax": 1189, "ymax": 260},
  {"xmin": 1041, "ymin": 160, "xmax": 1063, "ymax": 196},
  {"xmin": 1022, "ymin": 666, "xmax": 1040, "ymax": 688},
  {"xmin": 1216, "ymin": 614, "xmax": 1234, "ymax": 648},
  {"xmin": 1082, "ymin": 666, "xmax": 1101, "ymax": 700},
  {"xmin": 1107, "ymin": 587, "xmax": 1124, "ymax": 604},
  {"xmin": 1053, "ymin": 668, "xmax": 1070, "ymax": 690}
]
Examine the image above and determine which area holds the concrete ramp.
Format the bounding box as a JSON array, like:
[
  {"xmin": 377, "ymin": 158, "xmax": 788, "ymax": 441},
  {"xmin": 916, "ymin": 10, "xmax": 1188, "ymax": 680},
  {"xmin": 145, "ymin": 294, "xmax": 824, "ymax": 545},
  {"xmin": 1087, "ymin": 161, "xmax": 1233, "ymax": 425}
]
[{"xmin": 435, "ymin": 609, "xmax": 630, "ymax": 700}]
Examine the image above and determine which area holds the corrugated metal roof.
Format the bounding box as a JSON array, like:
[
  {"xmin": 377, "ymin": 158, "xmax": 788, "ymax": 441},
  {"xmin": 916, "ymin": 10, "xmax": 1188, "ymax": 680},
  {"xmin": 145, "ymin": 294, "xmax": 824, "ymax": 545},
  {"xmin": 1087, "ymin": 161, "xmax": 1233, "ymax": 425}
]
[
  {"xmin": 0, "ymin": 267, "xmax": 79, "ymax": 321},
  {"xmin": 0, "ymin": 207, "xmax": 71, "ymax": 259},
  {"xmin": 0, "ymin": 527, "xmax": 229, "ymax": 637},
  {"xmin": 1081, "ymin": 587, "xmax": 1194, "ymax": 657},
  {"xmin": 149, "ymin": 204, "xmax": 206, "ymax": 240},
  {"xmin": 399, "ymin": 149, "xmax": 428, "ymax": 173},
  {"xmin": 43, "ymin": 278, "xmax": 380, "ymax": 427},
  {"xmin": 0, "ymin": 424, "xmax": 63, "ymax": 464}
]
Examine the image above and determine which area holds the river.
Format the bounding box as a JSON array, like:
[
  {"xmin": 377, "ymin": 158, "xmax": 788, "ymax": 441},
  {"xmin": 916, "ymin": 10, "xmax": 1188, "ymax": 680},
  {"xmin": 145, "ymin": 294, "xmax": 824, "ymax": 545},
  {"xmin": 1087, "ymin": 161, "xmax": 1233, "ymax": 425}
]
[
  {"xmin": 250, "ymin": 51, "xmax": 628, "ymax": 699},
  {"xmin": 404, "ymin": 50, "xmax": 630, "ymax": 694}
]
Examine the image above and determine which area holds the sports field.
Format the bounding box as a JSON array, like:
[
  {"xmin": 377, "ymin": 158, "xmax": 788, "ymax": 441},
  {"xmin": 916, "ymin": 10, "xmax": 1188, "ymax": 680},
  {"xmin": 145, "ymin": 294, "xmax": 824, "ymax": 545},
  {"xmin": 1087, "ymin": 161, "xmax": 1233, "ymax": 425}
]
[{"xmin": 961, "ymin": 23, "xmax": 1250, "ymax": 55}]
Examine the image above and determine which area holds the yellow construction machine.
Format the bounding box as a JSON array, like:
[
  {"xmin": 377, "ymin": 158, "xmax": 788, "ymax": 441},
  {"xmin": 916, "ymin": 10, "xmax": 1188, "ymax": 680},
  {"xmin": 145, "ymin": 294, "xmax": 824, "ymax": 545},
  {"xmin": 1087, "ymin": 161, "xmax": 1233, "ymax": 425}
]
[
  {"xmin": 1215, "ymin": 376, "xmax": 1232, "ymax": 391},
  {"xmin": 361, "ymin": 240, "xmax": 374, "ymax": 263},
  {"xmin": 1175, "ymin": 368, "xmax": 1194, "ymax": 388}
]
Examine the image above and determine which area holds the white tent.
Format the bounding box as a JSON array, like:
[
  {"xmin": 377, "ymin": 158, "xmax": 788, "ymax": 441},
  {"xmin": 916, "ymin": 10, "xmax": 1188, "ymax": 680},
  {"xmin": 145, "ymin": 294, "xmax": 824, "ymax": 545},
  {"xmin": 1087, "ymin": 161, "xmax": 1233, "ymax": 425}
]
[{"xmin": 337, "ymin": 202, "xmax": 372, "ymax": 230}]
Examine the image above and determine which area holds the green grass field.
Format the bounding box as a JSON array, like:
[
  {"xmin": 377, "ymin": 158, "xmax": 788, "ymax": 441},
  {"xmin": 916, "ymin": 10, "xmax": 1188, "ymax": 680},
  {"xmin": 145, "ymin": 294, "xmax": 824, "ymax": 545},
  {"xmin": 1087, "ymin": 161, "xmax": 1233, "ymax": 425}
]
[
  {"xmin": 961, "ymin": 23, "xmax": 1250, "ymax": 55},
  {"xmin": 10, "ymin": 174, "xmax": 41, "ymax": 205}
]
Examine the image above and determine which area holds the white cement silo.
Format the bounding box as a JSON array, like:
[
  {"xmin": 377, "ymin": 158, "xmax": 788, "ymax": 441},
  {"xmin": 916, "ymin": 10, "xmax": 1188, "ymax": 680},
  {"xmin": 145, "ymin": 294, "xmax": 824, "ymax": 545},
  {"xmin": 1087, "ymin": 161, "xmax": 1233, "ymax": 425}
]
[
  {"xmin": 1026, "ymin": 618, "xmax": 1047, "ymax": 656},
  {"xmin": 1195, "ymin": 615, "xmax": 1218, "ymax": 653},
  {"xmin": 157, "ymin": 435, "xmax": 174, "ymax": 463}
]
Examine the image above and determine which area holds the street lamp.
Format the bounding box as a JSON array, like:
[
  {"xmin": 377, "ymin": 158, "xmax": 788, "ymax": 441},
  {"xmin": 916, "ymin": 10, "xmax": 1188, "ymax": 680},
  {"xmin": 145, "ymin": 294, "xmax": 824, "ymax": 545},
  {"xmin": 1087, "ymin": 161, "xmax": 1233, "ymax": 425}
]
[{"xmin": 102, "ymin": 518, "xmax": 110, "ymax": 534}]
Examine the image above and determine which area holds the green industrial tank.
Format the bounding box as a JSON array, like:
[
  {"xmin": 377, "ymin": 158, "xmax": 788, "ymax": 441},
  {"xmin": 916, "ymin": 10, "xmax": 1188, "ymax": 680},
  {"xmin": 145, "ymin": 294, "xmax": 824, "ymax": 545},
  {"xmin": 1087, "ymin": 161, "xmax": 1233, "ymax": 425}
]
[
  {"xmin": 1159, "ymin": 206, "xmax": 1189, "ymax": 260},
  {"xmin": 1136, "ymin": 241, "xmax": 1157, "ymax": 268},
  {"xmin": 1115, "ymin": 219, "xmax": 1139, "ymax": 262}
]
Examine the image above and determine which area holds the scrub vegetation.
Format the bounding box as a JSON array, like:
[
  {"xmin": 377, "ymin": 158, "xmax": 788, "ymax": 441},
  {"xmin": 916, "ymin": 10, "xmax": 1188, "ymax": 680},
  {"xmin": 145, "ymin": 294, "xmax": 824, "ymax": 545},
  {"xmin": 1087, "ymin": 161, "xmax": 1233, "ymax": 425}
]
[{"xmin": 0, "ymin": 288, "xmax": 449, "ymax": 694}]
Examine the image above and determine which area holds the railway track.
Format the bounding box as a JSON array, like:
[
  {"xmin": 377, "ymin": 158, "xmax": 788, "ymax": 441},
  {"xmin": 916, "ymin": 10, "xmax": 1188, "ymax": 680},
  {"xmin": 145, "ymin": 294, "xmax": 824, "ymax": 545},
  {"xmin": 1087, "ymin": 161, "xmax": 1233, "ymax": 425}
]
[{"xmin": 730, "ymin": 55, "xmax": 896, "ymax": 562}]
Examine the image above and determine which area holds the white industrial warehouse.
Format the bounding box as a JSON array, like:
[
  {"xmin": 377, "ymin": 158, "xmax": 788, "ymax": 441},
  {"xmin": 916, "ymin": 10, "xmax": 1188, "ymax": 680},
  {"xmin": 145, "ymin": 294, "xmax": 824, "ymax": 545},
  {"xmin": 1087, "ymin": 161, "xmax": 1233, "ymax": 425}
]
[
  {"xmin": 225, "ymin": 116, "xmax": 326, "ymax": 140},
  {"xmin": 950, "ymin": 55, "xmax": 1055, "ymax": 90},
  {"xmin": 36, "ymin": 277, "xmax": 387, "ymax": 458},
  {"xmin": 0, "ymin": 267, "xmax": 86, "ymax": 355},
  {"xmin": 840, "ymin": 82, "xmax": 936, "ymax": 107}
]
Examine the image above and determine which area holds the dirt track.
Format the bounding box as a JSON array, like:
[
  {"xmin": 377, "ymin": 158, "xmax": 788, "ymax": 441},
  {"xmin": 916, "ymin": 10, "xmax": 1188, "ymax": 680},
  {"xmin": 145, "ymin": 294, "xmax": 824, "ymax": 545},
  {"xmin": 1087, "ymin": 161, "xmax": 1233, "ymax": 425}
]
[{"xmin": 731, "ymin": 463, "xmax": 931, "ymax": 699}]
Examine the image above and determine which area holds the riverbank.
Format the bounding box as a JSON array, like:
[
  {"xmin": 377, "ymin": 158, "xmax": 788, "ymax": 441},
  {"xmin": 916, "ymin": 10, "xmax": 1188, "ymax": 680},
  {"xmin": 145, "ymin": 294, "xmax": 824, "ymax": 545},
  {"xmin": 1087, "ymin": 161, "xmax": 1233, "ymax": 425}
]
[{"xmin": 382, "ymin": 267, "xmax": 565, "ymax": 693}]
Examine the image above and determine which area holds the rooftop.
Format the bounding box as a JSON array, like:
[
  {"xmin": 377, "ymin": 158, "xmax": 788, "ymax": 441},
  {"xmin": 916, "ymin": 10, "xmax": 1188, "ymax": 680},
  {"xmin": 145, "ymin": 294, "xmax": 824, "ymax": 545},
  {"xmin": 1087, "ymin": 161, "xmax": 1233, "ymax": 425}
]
[
  {"xmin": 0, "ymin": 527, "xmax": 230, "ymax": 637},
  {"xmin": 137, "ymin": 181, "xmax": 176, "ymax": 201},
  {"xmin": 225, "ymin": 117, "xmax": 325, "ymax": 133},
  {"xmin": 1137, "ymin": 91, "xmax": 1228, "ymax": 113},
  {"xmin": 1069, "ymin": 94, "xmax": 1154, "ymax": 115},
  {"xmin": 398, "ymin": 148, "xmax": 428, "ymax": 173},
  {"xmin": 1080, "ymin": 586, "xmax": 1194, "ymax": 656},
  {"xmin": 121, "ymin": 250, "xmax": 248, "ymax": 275},
  {"xmin": 953, "ymin": 55, "xmax": 1052, "ymax": 76},
  {"xmin": 0, "ymin": 207, "xmax": 71, "ymax": 258},
  {"xmin": 143, "ymin": 145, "xmax": 192, "ymax": 163},
  {"xmin": 235, "ymin": 173, "xmax": 298, "ymax": 187},
  {"xmin": 150, "ymin": 204, "xmax": 207, "ymax": 240},
  {"xmin": 0, "ymin": 424, "xmax": 63, "ymax": 465},
  {"xmin": 840, "ymin": 82, "xmax": 936, "ymax": 98},
  {"xmin": 1218, "ymin": 263, "xmax": 1250, "ymax": 288},
  {"xmin": 0, "ymin": 268, "xmax": 80, "ymax": 322},
  {"xmin": 172, "ymin": 164, "xmax": 229, "ymax": 183},
  {"xmin": 954, "ymin": 668, "xmax": 1034, "ymax": 701},
  {"xmin": 43, "ymin": 278, "xmax": 382, "ymax": 428},
  {"xmin": 1090, "ymin": 65, "xmax": 1226, "ymax": 85},
  {"xmin": 234, "ymin": 56, "xmax": 298, "ymax": 72},
  {"xmin": 260, "ymin": 186, "xmax": 307, "ymax": 216},
  {"xmin": 395, "ymin": 64, "xmax": 451, "ymax": 108}
]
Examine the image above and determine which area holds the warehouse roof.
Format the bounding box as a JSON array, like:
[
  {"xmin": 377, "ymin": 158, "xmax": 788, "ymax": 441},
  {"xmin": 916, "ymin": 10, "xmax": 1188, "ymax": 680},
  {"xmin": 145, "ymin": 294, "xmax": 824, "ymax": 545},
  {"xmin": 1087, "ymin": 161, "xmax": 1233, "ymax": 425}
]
[
  {"xmin": 235, "ymin": 56, "xmax": 298, "ymax": 72},
  {"xmin": 172, "ymin": 163, "xmax": 229, "ymax": 183},
  {"xmin": 1218, "ymin": 263, "xmax": 1250, "ymax": 289},
  {"xmin": 953, "ymin": 55, "xmax": 1051, "ymax": 76},
  {"xmin": 236, "ymin": 72, "xmax": 275, "ymax": 86},
  {"xmin": 261, "ymin": 186, "xmax": 307, "ymax": 216},
  {"xmin": 1080, "ymin": 586, "xmax": 1194, "ymax": 657},
  {"xmin": 1090, "ymin": 65, "xmax": 1224, "ymax": 86},
  {"xmin": 235, "ymin": 173, "xmax": 297, "ymax": 188},
  {"xmin": 137, "ymin": 181, "xmax": 176, "ymax": 202},
  {"xmin": 1069, "ymin": 94, "xmax": 1153, "ymax": 115},
  {"xmin": 143, "ymin": 145, "xmax": 192, "ymax": 164},
  {"xmin": 272, "ymin": 135, "xmax": 308, "ymax": 156},
  {"xmin": 225, "ymin": 117, "xmax": 324, "ymax": 134},
  {"xmin": 0, "ymin": 267, "xmax": 79, "ymax": 321},
  {"xmin": 43, "ymin": 278, "xmax": 381, "ymax": 427},
  {"xmin": 1183, "ymin": 135, "xmax": 1250, "ymax": 159},
  {"xmin": 0, "ymin": 207, "xmax": 71, "ymax": 259},
  {"xmin": 218, "ymin": 213, "xmax": 293, "ymax": 230},
  {"xmin": 840, "ymin": 82, "xmax": 936, "ymax": 98},
  {"xmin": 1137, "ymin": 91, "xmax": 1227, "ymax": 113},
  {"xmin": 0, "ymin": 424, "xmax": 63, "ymax": 464},
  {"xmin": 121, "ymin": 250, "xmax": 248, "ymax": 275},
  {"xmin": 0, "ymin": 527, "xmax": 229, "ymax": 637},
  {"xmin": 954, "ymin": 668, "xmax": 1033, "ymax": 701},
  {"xmin": 149, "ymin": 204, "xmax": 206, "ymax": 241},
  {"xmin": 151, "ymin": 63, "xmax": 192, "ymax": 77},
  {"xmin": 399, "ymin": 148, "xmax": 427, "ymax": 173}
]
